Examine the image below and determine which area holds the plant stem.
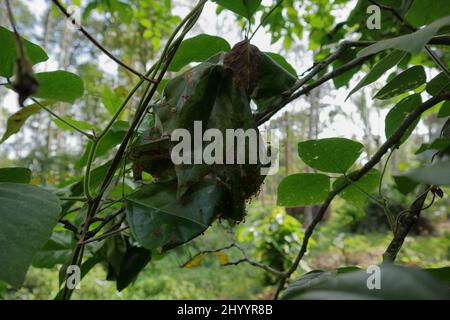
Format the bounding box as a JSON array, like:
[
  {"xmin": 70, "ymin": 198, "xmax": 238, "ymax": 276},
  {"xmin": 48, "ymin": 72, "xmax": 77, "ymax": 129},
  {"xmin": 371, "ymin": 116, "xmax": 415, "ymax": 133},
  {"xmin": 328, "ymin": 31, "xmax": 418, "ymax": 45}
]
[{"xmin": 31, "ymin": 98, "xmax": 94, "ymax": 140}]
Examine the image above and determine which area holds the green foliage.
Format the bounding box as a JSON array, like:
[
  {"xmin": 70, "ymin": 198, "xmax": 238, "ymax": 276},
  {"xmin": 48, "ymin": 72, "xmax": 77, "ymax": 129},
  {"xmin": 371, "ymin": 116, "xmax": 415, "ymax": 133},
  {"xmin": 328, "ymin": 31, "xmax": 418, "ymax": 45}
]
[
  {"xmin": 31, "ymin": 232, "xmax": 74, "ymax": 269},
  {"xmin": 358, "ymin": 16, "xmax": 450, "ymax": 58},
  {"xmin": 393, "ymin": 175, "xmax": 419, "ymax": 195},
  {"xmin": 283, "ymin": 265, "xmax": 450, "ymax": 299},
  {"xmin": 0, "ymin": 100, "xmax": 53, "ymax": 143},
  {"xmin": 298, "ymin": 138, "xmax": 364, "ymax": 173},
  {"xmin": 168, "ymin": 34, "xmax": 231, "ymax": 72},
  {"xmin": 405, "ymin": 161, "xmax": 450, "ymax": 186},
  {"xmin": 347, "ymin": 50, "xmax": 406, "ymax": 99},
  {"xmin": 237, "ymin": 207, "xmax": 305, "ymax": 272},
  {"xmin": 384, "ymin": 94, "xmax": 422, "ymax": 145},
  {"xmin": 33, "ymin": 71, "xmax": 84, "ymax": 103},
  {"xmin": 213, "ymin": 0, "xmax": 261, "ymax": 20},
  {"xmin": 374, "ymin": 66, "xmax": 426, "ymax": 100},
  {"xmin": 0, "ymin": 167, "xmax": 31, "ymax": 183},
  {"xmin": 277, "ymin": 173, "xmax": 330, "ymax": 207},
  {"xmin": 117, "ymin": 247, "xmax": 152, "ymax": 291},
  {"xmin": 333, "ymin": 169, "xmax": 381, "ymax": 208},
  {"xmin": 426, "ymin": 72, "xmax": 450, "ymax": 97},
  {"xmin": 438, "ymin": 101, "xmax": 450, "ymax": 118},
  {"xmin": 406, "ymin": 0, "xmax": 450, "ymax": 27},
  {"xmin": 0, "ymin": 26, "xmax": 48, "ymax": 78},
  {"xmin": 126, "ymin": 179, "xmax": 226, "ymax": 250},
  {"xmin": 0, "ymin": 183, "xmax": 61, "ymax": 287}
]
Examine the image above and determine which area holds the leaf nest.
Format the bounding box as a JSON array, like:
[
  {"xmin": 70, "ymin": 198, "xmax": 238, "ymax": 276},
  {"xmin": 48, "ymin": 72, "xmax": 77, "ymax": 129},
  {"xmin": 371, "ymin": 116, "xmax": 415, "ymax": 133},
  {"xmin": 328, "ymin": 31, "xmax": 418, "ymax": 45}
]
[{"xmin": 126, "ymin": 41, "xmax": 293, "ymax": 251}]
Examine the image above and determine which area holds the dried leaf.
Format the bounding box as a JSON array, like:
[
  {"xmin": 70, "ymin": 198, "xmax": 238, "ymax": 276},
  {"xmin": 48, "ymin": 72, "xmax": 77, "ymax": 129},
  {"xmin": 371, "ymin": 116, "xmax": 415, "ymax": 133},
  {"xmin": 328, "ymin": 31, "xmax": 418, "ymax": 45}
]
[{"xmin": 224, "ymin": 39, "xmax": 263, "ymax": 96}]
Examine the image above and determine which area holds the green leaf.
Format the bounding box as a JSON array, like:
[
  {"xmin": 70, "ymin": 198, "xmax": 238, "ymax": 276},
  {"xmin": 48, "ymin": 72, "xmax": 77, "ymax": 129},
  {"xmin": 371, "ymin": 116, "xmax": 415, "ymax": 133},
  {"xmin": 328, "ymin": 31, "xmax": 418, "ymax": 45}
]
[
  {"xmin": 333, "ymin": 169, "xmax": 381, "ymax": 207},
  {"xmin": 426, "ymin": 267, "xmax": 450, "ymax": 286},
  {"xmin": 168, "ymin": 34, "xmax": 230, "ymax": 72},
  {"xmin": 415, "ymin": 138, "xmax": 450, "ymax": 154},
  {"xmin": 264, "ymin": 52, "xmax": 297, "ymax": 77},
  {"xmin": 347, "ymin": 50, "xmax": 406, "ymax": 99},
  {"xmin": 405, "ymin": 161, "xmax": 450, "ymax": 185},
  {"xmin": 385, "ymin": 94, "xmax": 422, "ymax": 145},
  {"xmin": 438, "ymin": 101, "xmax": 450, "ymax": 118},
  {"xmin": 0, "ymin": 167, "xmax": 31, "ymax": 183},
  {"xmin": 117, "ymin": 247, "xmax": 151, "ymax": 291},
  {"xmin": 332, "ymin": 49, "xmax": 360, "ymax": 89},
  {"xmin": 252, "ymin": 53, "xmax": 297, "ymax": 111},
  {"xmin": 0, "ymin": 100, "xmax": 53, "ymax": 143},
  {"xmin": 69, "ymin": 161, "xmax": 112, "ymax": 198},
  {"xmin": 32, "ymin": 232, "xmax": 74, "ymax": 268},
  {"xmin": 298, "ymin": 138, "xmax": 364, "ymax": 173},
  {"xmin": 75, "ymin": 124, "xmax": 128, "ymax": 169},
  {"xmin": 406, "ymin": 0, "xmax": 450, "ymax": 27},
  {"xmin": 0, "ymin": 183, "xmax": 61, "ymax": 287},
  {"xmin": 358, "ymin": 16, "xmax": 450, "ymax": 58},
  {"xmin": 52, "ymin": 117, "xmax": 96, "ymax": 131},
  {"xmin": 33, "ymin": 71, "xmax": 84, "ymax": 103},
  {"xmin": 213, "ymin": 0, "xmax": 261, "ymax": 20},
  {"xmin": 374, "ymin": 66, "xmax": 426, "ymax": 100},
  {"xmin": 0, "ymin": 26, "xmax": 48, "ymax": 78},
  {"xmin": 426, "ymin": 72, "xmax": 450, "ymax": 97},
  {"xmin": 283, "ymin": 265, "xmax": 450, "ymax": 300},
  {"xmin": 277, "ymin": 173, "xmax": 330, "ymax": 207},
  {"xmin": 126, "ymin": 178, "xmax": 226, "ymax": 250},
  {"xmin": 393, "ymin": 175, "xmax": 419, "ymax": 195},
  {"xmin": 101, "ymin": 85, "xmax": 121, "ymax": 115}
]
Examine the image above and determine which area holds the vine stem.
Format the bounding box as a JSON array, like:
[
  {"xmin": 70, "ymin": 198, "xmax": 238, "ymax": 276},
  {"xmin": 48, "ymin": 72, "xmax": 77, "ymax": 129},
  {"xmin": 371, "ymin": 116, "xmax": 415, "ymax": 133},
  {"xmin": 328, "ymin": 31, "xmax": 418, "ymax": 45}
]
[
  {"xmin": 30, "ymin": 98, "xmax": 94, "ymax": 140},
  {"xmin": 59, "ymin": 1, "xmax": 207, "ymax": 300},
  {"xmin": 273, "ymin": 92, "xmax": 450, "ymax": 299}
]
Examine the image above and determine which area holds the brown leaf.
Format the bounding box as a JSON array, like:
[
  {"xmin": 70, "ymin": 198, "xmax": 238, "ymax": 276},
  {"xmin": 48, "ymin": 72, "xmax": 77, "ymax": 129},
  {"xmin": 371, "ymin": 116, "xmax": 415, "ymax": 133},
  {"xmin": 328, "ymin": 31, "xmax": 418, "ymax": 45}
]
[{"xmin": 224, "ymin": 39, "xmax": 263, "ymax": 96}]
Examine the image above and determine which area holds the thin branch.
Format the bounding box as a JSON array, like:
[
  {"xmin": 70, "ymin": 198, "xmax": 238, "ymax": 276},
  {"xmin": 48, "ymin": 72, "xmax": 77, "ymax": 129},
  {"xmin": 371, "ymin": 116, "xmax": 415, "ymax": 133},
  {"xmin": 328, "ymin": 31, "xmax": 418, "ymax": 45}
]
[
  {"xmin": 79, "ymin": 226, "xmax": 129, "ymax": 245},
  {"xmin": 31, "ymin": 98, "xmax": 94, "ymax": 140},
  {"xmin": 50, "ymin": 0, "xmax": 155, "ymax": 83},
  {"xmin": 230, "ymin": 243, "xmax": 285, "ymax": 277},
  {"xmin": 256, "ymin": 53, "xmax": 373, "ymax": 125},
  {"xmin": 249, "ymin": 0, "xmax": 285, "ymax": 41},
  {"xmin": 224, "ymin": 258, "xmax": 285, "ymax": 277},
  {"xmin": 383, "ymin": 185, "xmax": 430, "ymax": 262},
  {"xmin": 368, "ymin": 0, "xmax": 415, "ymax": 31},
  {"xmin": 59, "ymin": 219, "xmax": 79, "ymax": 235},
  {"xmin": 273, "ymin": 92, "xmax": 450, "ymax": 299},
  {"xmin": 180, "ymin": 243, "xmax": 236, "ymax": 268},
  {"xmin": 85, "ymin": 207, "xmax": 125, "ymax": 238}
]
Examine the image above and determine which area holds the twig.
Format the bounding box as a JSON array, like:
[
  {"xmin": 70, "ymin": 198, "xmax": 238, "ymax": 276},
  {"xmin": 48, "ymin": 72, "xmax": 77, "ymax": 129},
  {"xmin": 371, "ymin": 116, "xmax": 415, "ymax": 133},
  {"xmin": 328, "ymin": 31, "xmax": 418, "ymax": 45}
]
[
  {"xmin": 273, "ymin": 92, "xmax": 450, "ymax": 299},
  {"xmin": 85, "ymin": 207, "xmax": 125, "ymax": 238},
  {"xmin": 50, "ymin": 0, "xmax": 155, "ymax": 83},
  {"xmin": 249, "ymin": 0, "xmax": 285, "ymax": 41},
  {"xmin": 59, "ymin": 219, "xmax": 79, "ymax": 235},
  {"xmin": 256, "ymin": 53, "xmax": 373, "ymax": 124},
  {"xmin": 79, "ymin": 226, "xmax": 129, "ymax": 245},
  {"xmin": 383, "ymin": 185, "xmax": 430, "ymax": 262},
  {"xmin": 229, "ymin": 244, "xmax": 285, "ymax": 277},
  {"xmin": 31, "ymin": 98, "xmax": 94, "ymax": 140},
  {"xmin": 180, "ymin": 243, "xmax": 236, "ymax": 268}
]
